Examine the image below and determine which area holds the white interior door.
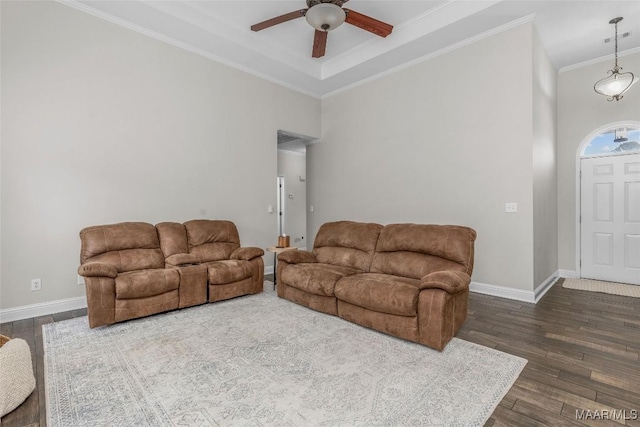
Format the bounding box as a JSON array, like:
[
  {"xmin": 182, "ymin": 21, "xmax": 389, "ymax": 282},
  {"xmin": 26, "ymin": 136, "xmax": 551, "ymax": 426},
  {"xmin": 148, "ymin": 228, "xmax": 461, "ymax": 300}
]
[{"xmin": 581, "ymin": 153, "xmax": 640, "ymax": 285}]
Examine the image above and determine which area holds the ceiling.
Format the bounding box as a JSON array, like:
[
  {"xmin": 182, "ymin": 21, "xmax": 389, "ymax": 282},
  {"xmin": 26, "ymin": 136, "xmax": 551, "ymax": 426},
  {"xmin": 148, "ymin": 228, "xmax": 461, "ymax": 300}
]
[
  {"xmin": 277, "ymin": 130, "xmax": 316, "ymax": 153},
  {"xmin": 65, "ymin": 1, "xmax": 640, "ymax": 98}
]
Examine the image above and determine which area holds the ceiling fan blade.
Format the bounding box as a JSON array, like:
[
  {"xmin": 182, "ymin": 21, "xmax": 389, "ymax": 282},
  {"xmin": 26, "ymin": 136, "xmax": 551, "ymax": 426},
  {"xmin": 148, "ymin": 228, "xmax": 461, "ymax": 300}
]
[
  {"xmin": 344, "ymin": 9, "xmax": 393, "ymax": 38},
  {"xmin": 251, "ymin": 9, "xmax": 307, "ymax": 32},
  {"xmin": 312, "ymin": 30, "xmax": 328, "ymax": 58}
]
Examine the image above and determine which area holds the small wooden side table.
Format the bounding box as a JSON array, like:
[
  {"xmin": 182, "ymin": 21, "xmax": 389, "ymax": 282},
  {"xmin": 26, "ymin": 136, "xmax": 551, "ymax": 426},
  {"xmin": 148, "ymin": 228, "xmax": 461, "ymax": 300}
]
[{"xmin": 266, "ymin": 246, "xmax": 298, "ymax": 289}]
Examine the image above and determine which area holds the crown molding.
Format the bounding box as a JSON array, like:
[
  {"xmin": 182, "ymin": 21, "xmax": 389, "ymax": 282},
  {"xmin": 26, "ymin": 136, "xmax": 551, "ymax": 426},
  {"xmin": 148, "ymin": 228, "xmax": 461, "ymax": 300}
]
[
  {"xmin": 54, "ymin": 1, "xmax": 537, "ymax": 100},
  {"xmin": 559, "ymin": 46, "xmax": 640, "ymax": 73},
  {"xmin": 56, "ymin": 0, "xmax": 322, "ymax": 98},
  {"xmin": 322, "ymin": 13, "xmax": 536, "ymax": 99},
  {"xmin": 144, "ymin": 0, "xmax": 321, "ymax": 80},
  {"xmin": 321, "ymin": 0, "xmax": 502, "ymax": 79}
]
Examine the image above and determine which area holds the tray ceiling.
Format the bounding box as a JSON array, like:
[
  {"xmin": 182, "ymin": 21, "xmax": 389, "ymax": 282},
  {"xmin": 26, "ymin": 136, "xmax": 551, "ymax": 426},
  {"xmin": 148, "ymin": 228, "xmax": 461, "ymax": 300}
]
[{"xmin": 64, "ymin": 0, "xmax": 640, "ymax": 97}]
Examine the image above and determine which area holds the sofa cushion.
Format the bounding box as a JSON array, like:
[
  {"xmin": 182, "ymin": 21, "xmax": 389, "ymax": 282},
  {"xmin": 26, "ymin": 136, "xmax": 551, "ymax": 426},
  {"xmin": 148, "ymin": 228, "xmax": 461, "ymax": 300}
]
[
  {"xmin": 78, "ymin": 262, "xmax": 118, "ymax": 278},
  {"xmin": 312, "ymin": 221, "xmax": 383, "ymax": 271},
  {"xmin": 185, "ymin": 220, "xmax": 240, "ymax": 246},
  {"xmin": 165, "ymin": 253, "xmax": 199, "ymax": 267},
  {"xmin": 156, "ymin": 222, "xmax": 189, "ymax": 258},
  {"xmin": 184, "ymin": 220, "xmax": 241, "ymax": 262},
  {"xmin": 115, "ymin": 291, "xmax": 179, "ymax": 323},
  {"xmin": 207, "ymin": 260, "xmax": 254, "ymax": 285},
  {"xmin": 230, "ymin": 247, "xmax": 264, "ymax": 261},
  {"xmin": 335, "ymin": 273, "xmax": 421, "ymax": 316},
  {"xmin": 80, "ymin": 222, "xmax": 158, "ymax": 261},
  {"xmin": 278, "ymin": 250, "xmax": 316, "ymax": 264},
  {"xmin": 281, "ymin": 263, "xmax": 361, "ymax": 297},
  {"xmin": 115, "ymin": 269, "xmax": 180, "ymax": 299},
  {"xmin": 371, "ymin": 224, "xmax": 477, "ymax": 279},
  {"xmin": 88, "ymin": 249, "xmax": 165, "ymax": 274},
  {"xmin": 80, "ymin": 222, "xmax": 165, "ymax": 272}
]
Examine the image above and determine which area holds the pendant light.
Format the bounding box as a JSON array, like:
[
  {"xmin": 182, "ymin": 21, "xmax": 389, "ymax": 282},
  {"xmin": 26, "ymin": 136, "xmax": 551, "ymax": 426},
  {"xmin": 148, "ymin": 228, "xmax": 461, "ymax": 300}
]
[
  {"xmin": 613, "ymin": 128, "xmax": 628, "ymax": 143},
  {"xmin": 594, "ymin": 17, "xmax": 636, "ymax": 101}
]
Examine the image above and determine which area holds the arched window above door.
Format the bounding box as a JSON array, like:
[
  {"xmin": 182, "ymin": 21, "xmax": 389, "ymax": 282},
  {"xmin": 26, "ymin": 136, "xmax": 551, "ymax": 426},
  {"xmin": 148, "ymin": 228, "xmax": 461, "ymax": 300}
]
[{"xmin": 581, "ymin": 126, "xmax": 640, "ymax": 157}]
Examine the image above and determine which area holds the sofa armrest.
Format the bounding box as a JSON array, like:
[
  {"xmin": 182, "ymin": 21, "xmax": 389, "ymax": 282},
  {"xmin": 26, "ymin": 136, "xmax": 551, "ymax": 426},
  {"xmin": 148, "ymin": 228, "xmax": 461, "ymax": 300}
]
[
  {"xmin": 78, "ymin": 262, "xmax": 118, "ymax": 279},
  {"xmin": 419, "ymin": 271, "xmax": 470, "ymax": 294},
  {"xmin": 277, "ymin": 250, "xmax": 316, "ymax": 264},
  {"xmin": 230, "ymin": 247, "xmax": 264, "ymax": 261},
  {"xmin": 166, "ymin": 253, "xmax": 200, "ymax": 267}
]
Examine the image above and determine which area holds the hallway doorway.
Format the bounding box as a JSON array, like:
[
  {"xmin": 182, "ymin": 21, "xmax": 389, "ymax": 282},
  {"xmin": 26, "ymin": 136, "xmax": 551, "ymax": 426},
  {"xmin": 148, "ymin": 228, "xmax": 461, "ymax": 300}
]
[{"xmin": 276, "ymin": 130, "xmax": 317, "ymax": 250}]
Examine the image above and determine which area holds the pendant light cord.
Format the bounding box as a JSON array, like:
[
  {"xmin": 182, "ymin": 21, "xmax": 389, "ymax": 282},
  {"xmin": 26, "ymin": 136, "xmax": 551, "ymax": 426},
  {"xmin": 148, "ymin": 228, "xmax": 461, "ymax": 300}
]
[{"xmin": 614, "ymin": 20, "xmax": 619, "ymax": 70}]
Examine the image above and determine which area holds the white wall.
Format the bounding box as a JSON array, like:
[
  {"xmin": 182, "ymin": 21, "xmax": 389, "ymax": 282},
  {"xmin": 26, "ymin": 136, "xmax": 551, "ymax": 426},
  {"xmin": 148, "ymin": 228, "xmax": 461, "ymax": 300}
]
[
  {"xmin": 0, "ymin": 1, "xmax": 320, "ymax": 310},
  {"xmin": 4, "ymin": 0, "xmax": 624, "ymax": 310},
  {"xmin": 532, "ymin": 28, "xmax": 558, "ymax": 289},
  {"xmin": 277, "ymin": 149, "xmax": 307, "ymax": 248},
  {"xmin": 309, "ymin": 24, "xmax": 536, "ymax": 291},
  {"xmin": 557, "ymin": 52, "xmax": 640, "ymax": 274}
]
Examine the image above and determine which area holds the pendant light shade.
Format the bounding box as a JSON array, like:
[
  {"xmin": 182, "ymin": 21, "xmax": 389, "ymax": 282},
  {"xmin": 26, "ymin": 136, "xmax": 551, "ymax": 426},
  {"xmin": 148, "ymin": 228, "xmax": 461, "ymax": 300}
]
[
  {"xmin": 594, "ymin": 17, "xmax": 636, "ymax": 101},
  {"xmin": 305, "ymin": 3, "xmax": 346, "ymax": 31},
  {"xmin": 594, "ymin": 71, "xmax": 635, "ymax": 101}
]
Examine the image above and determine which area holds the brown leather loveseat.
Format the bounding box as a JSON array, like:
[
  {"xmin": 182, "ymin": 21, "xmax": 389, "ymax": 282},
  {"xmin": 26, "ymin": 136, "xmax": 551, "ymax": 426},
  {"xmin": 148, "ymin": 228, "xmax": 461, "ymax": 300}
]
[
  {"xmin": 277, "ymin": 221, "xmax": 476, "ymax": 351},
  {"xmin": 156, "ymin": 220, "xmax": 264, "ymax": 304},
  {"xmin": 78, "ymin": 220, "xmax": 264, "ymax": 328}
]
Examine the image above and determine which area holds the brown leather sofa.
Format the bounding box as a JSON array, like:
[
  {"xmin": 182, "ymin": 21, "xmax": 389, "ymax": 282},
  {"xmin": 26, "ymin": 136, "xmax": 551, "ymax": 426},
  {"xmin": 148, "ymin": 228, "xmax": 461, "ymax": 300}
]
[
  {"xmin": 156, "ymin": 220, "xmax": 264, "ymax": 303},
  {"xmin": 277, "ymin": 221, "xmax": 476, "ymax": 351},
  {"xmin": 78, "ymin": 220, "xmax": 264, "ymax": 328}
]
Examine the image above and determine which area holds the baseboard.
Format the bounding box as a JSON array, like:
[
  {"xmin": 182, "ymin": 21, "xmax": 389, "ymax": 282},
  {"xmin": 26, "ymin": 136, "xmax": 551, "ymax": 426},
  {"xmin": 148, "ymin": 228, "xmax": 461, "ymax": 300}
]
[
  {"xmin": 0, "ymin": 296, "xmax": 88, "ymax": 323},
  {"xmin": 470, "ymin": 271, "xmax": 560, "ymax": 304},
  {"xmin": 0, "ymin": 271, "xmax": 563, "ymax": 322},
  {"xmin": 470, "ymin": 282, "xmax": 536, "ymax": 303},
  {"xmin": 533, "ymin": 270, "xmax": 560, "ymax": 303}
]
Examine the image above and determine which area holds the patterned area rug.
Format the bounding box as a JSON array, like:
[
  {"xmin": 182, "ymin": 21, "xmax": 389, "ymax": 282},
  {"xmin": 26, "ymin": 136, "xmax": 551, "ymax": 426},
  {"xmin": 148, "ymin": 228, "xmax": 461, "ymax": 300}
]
[
  {"xmin": 563, "ymin": 278, "xmax": 640, "ymax": 298},
  {"xmin": 43, "ymin": 283, "xmax": 526, "ymax": 426}
]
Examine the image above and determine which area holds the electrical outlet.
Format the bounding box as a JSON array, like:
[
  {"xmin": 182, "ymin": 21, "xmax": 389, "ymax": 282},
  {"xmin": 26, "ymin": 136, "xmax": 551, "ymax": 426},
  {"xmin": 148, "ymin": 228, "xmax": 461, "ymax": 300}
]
[
  {"xmin": 31, "ymin": 278, "xmax": 42, "ymax": 291},
  {"xmin": 505, "ymin": 202, "xmax": 518, "ymax": 213},
  {"xmin": 77, "ymin": 275, "xmax": 85, "ymax": 286}
]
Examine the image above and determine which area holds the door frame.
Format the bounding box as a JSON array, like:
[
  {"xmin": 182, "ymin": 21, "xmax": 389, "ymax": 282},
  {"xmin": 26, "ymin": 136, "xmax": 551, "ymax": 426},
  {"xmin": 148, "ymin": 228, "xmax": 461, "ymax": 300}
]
[
  {"xmin": 277, "ymin": 175, "xmax": 285, "ymax": 236},
  {"xmin": 575, "ymin": 120, "xmax": 640, "ymax": 279}
]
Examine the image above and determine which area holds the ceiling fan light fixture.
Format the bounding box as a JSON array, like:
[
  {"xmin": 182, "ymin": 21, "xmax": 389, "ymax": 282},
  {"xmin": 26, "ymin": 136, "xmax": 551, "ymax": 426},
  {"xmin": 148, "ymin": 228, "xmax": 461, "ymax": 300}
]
[
  {"xmin": 305, "ymin": 3, "xmax": 346, "ymax": 31},
  {"xmin": 594, "ymin": 17, "xmax": 636, "ymax": 101}
]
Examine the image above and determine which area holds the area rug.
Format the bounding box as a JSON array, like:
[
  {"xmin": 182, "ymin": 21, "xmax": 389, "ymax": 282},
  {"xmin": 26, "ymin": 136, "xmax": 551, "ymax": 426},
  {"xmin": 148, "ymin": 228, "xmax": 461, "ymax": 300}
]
[
  {"xmin": 43, "ymin": 284, "xmax": 526, "ymax": 427},
  {"xmin": 563, "ymin": 278, "xmax": 640, "ymax": 298}
]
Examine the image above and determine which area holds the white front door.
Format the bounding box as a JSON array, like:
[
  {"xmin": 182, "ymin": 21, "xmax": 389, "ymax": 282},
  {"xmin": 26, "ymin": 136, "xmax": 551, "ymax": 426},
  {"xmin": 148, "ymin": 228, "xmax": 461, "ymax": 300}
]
[{"xmin": 581, "ymin": 153, "xmax": 640, "ymax": 285}]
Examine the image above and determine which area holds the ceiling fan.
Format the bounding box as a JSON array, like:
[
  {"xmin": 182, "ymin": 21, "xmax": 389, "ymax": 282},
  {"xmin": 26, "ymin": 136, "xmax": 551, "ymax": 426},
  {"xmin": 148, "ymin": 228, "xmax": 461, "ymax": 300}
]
[{"xmin": 251, "ymin": 0, "xmax": 393, "ymax": 58}]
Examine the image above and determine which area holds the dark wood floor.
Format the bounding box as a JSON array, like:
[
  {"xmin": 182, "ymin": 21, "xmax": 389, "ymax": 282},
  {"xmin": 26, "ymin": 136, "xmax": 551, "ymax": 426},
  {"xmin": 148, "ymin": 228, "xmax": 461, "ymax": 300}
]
[
  {"xmin": 0, "ymin": 307, "xmax": 88, "ymax": 427},
  {"xmin": 2, "ymin": 277, "xmax": 639, "ymax": 426}
]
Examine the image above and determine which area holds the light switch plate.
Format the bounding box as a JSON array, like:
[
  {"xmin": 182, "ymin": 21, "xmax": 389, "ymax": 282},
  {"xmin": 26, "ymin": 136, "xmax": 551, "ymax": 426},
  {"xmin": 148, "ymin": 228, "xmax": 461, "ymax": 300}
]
[{"xmin": 505, "ymin": 202, "xmax": 518, "ymax": 213}]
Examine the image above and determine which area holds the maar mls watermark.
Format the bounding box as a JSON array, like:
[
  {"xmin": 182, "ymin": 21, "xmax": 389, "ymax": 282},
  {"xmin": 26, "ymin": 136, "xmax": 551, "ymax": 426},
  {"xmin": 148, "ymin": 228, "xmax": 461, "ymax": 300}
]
[{"xmin": 576, "ymin": 409, "xmax": 638, "ymax": 421}]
